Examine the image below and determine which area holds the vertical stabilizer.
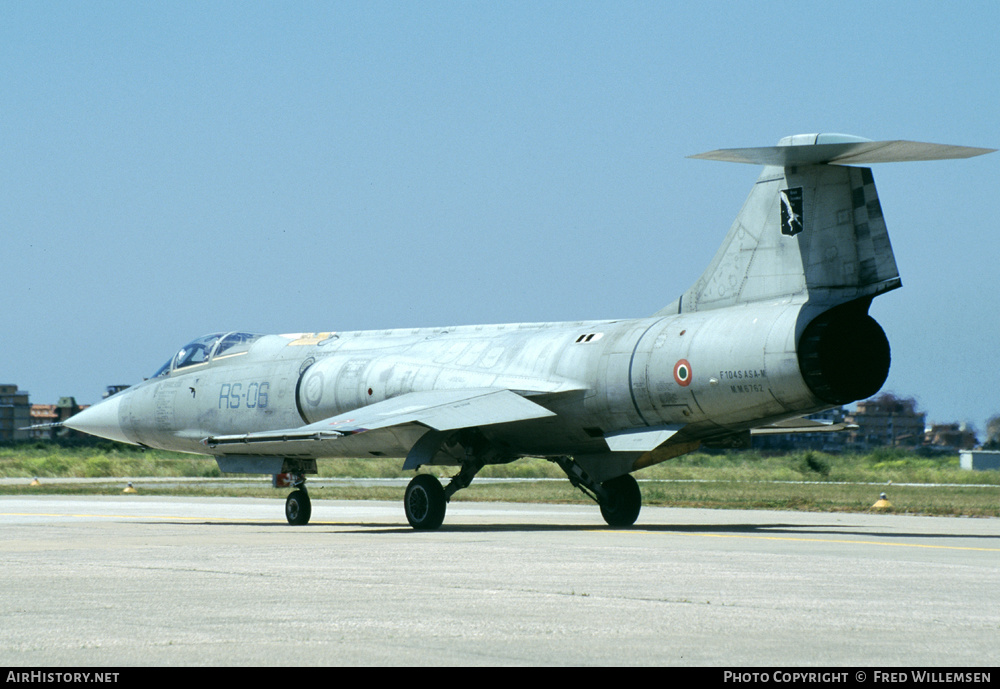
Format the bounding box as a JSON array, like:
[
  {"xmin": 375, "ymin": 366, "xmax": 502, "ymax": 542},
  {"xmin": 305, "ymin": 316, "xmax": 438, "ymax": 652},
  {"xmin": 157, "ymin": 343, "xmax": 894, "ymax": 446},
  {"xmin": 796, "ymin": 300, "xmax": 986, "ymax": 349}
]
[
  {"xmin": 667, "ymin": 162, "xmax": 899, "ymax": 313},
  {"xmin": 660, "ymin": 134, "xmax": 994, "ymax": 315}
]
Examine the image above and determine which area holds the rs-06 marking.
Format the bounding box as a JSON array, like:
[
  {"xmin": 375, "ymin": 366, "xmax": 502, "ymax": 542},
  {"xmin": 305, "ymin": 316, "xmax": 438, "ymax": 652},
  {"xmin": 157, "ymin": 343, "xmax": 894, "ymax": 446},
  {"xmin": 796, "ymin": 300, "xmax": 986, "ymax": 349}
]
[{"xmin": 219, "ymin": 382, "xmax": 270, "ymax": 409}]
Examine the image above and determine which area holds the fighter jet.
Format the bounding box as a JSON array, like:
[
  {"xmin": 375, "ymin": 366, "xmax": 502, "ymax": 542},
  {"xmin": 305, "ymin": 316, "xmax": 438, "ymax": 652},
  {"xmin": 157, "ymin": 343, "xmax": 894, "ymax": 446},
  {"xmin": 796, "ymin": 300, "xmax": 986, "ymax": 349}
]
[{"xmin": 65, "ymin": 134, "xmax": 993, "ymax": 529}]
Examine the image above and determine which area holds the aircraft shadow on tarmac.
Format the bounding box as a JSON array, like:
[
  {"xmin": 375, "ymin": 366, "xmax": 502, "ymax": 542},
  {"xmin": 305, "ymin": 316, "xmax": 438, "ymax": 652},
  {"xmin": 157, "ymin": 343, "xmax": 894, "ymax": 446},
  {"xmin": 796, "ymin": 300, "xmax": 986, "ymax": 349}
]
[{"xmin": 136, "ymin": 518, "xmax": 998, "ymax": 541}]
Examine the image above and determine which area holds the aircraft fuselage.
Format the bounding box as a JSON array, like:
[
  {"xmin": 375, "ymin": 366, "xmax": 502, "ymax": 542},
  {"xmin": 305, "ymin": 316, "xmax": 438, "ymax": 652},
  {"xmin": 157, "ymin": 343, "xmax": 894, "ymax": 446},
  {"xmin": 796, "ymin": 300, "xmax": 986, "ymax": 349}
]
[{"xmin": 105, "ymin": 300, "xmax": 830, "ymax": 465}]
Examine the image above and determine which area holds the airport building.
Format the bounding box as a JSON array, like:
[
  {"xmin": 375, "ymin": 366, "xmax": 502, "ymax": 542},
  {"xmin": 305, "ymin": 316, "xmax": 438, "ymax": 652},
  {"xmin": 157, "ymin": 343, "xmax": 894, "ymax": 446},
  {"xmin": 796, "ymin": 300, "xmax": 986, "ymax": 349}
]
[{"xmin": 959, "ymin": 450, "xmax": 1000, "ymax": 471}]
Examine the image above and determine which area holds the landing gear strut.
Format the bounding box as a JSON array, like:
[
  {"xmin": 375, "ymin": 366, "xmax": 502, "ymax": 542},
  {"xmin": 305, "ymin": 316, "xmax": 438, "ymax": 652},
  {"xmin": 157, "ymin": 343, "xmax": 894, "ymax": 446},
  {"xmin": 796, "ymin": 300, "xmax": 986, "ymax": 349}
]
[
  {"xmin": 284, "ymin": 474, "xmax": 311, "ymax": 525},
  {"xmin": 551, "ymin": 456, "xmax": 642, "ymax": 527},
  {"xmin": 403, "ymin": 432, "xmax": 494, "ymax": 530}
]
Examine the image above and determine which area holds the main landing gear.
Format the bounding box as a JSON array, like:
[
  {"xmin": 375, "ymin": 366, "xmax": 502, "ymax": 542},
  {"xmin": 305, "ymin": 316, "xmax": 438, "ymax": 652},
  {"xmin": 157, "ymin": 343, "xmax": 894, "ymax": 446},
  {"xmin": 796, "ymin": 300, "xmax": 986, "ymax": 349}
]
[
  {"xmin": 283, "ymin": 473, "xmax": 311, "ymax": 525},
  {"xmin": 404, "ymin": 474, "xmax": 447, "ymax": 530},
  {"xmin": 401, "ymin": 455, "xmax": 643, "ymax": 530},
  {"xmin": 598, "ymin": 474, "xmax": 642, "ymax": 527},
  {"xmin": 551, "ymin": 456, "xmax": 642, "ymax": 527},
  {"xmin": 404, "ymin": 450, "xmax": 486, "ymax": 530}
]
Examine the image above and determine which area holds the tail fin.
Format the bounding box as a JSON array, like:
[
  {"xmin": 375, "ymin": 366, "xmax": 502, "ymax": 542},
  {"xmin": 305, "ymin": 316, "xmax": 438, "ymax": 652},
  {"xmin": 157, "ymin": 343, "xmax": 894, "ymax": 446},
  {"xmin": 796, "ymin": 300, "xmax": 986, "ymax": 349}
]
[{"xmin": 660, "ymin": 134, "xmax": 994, "ymax": 314}]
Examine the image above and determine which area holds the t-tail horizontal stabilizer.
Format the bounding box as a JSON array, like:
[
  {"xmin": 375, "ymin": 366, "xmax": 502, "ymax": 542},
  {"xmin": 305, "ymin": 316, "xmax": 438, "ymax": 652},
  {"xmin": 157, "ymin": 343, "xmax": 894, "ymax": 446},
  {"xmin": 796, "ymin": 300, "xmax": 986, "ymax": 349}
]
[
  {"xmin": 689, "ymin": 133, "xmax": 996, "ymax": 167},
  {"xmin": 660, "ymin": 133, "xmax": 994, "ymax": 316}
]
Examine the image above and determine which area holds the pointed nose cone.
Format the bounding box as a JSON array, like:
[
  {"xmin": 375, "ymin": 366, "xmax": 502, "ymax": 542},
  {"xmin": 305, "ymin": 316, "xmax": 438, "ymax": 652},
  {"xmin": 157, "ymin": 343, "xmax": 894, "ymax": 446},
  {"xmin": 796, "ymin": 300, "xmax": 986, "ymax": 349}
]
[{"xmin": 64, "ymin": 394, "xmax": 133, "ymax": 445}]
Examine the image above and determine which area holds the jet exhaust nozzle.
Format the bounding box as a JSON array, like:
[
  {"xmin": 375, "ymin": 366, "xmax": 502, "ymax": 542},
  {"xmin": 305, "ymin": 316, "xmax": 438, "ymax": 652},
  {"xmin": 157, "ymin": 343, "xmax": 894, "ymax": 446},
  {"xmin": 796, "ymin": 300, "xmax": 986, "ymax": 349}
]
[{"xmin": 797, "ymin": 303, "xmax": 891, "ymax": 405}]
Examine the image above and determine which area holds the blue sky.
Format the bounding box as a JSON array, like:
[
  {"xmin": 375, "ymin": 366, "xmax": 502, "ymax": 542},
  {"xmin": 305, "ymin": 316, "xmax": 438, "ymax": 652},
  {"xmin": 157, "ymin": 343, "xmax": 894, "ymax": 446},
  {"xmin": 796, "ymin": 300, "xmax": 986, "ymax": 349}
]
[{"xmin": 3, "ymin": 2, "xmax": 998, "ymax": 433}]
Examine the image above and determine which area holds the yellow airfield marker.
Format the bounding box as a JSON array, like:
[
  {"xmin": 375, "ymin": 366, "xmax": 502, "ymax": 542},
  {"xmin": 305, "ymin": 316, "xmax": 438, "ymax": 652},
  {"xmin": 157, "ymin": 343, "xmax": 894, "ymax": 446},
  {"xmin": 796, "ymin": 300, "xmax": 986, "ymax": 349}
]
[{"xmin": 872, "ymin": 492, "xmax": 892, "ymax": 509}]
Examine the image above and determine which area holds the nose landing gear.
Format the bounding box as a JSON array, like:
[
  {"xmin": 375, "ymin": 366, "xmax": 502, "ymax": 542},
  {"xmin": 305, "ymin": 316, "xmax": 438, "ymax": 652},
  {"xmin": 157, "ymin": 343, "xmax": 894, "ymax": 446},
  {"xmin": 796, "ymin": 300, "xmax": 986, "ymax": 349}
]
[{"xmin": 283, "ymin": 473, "xmax": 312, "ymax": 525}]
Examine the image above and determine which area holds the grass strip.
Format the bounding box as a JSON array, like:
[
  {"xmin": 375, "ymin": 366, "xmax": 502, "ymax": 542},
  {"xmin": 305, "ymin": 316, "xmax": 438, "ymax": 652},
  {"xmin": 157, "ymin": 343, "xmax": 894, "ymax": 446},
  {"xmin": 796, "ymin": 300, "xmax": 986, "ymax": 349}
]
[{"xmin": 2, "ymin": 443, "xmax": 997, "ymax": 517}]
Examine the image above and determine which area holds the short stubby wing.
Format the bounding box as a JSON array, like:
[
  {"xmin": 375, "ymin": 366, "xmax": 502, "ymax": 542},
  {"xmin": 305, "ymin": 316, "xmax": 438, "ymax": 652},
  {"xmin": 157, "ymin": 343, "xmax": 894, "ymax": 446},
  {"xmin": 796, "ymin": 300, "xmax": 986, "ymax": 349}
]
[{"xmin": 203, "ymin": 388, "xmax": 556, "ymax": 458}]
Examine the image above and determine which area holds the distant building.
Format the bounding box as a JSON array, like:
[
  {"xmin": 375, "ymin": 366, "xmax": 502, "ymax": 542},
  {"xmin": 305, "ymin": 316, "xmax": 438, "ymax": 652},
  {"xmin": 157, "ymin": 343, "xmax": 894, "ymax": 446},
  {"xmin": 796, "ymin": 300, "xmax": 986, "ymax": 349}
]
[
  {"xmin": 29, "ymin": 404, "xmax": 58, "ymax": 439},
  {"xmin": 959, "ymin": 450, "xmax": 1000, "ymax": 471},
  {"xmin": 924, "ymin": 423, "xmax": 978, "ymax": 451},
  {"xmin": 0, "ymin": 384, "xmax": 31, "ymax": 442},
  {"xmin": 845, "ymin": 394, "xmax": 926, "ymax": 449},
  {"xmin": 29, "ymin": 397, "xmax": 89, "ymax": 440}
]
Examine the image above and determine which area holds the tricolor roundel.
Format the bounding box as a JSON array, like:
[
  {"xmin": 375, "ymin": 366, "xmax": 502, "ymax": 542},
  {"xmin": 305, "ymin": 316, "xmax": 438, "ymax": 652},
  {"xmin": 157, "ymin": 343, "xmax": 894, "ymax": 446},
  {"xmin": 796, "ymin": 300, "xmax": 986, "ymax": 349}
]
[{"xmin": 673, "ymin": 359, "xmax": 692, "ymax": 387}]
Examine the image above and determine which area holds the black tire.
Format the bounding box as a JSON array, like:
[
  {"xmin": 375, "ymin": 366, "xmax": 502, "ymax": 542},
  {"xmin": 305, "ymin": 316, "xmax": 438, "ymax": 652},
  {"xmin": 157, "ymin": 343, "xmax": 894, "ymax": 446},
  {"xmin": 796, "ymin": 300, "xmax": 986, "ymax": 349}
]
[
  {"xmin": 285, "ymin": 489, "xmax": 311, "ymax": 525},
  {"xmin": 404, "ymin": 474, "xmax": 447, "ymax": 530},
  {"xmin": 599, "ymin": 474, "xmax": 641, "ymax": 527}
]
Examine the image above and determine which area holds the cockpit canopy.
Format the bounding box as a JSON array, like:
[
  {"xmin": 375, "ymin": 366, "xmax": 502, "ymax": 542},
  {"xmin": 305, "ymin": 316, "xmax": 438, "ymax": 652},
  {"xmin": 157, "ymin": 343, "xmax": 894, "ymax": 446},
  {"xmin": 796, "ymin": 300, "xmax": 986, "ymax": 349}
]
[{"xmin": 152, "ymin": 332, "xmax": 263, "ymax": 378}]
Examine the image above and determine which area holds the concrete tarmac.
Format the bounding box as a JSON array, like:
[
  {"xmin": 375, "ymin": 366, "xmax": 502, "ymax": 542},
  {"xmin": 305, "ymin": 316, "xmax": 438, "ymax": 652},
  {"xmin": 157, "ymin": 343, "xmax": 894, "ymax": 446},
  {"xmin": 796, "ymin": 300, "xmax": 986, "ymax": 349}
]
[{"xmin": 1, "ymin": 495, "xmax": 997, "ymax": 666}]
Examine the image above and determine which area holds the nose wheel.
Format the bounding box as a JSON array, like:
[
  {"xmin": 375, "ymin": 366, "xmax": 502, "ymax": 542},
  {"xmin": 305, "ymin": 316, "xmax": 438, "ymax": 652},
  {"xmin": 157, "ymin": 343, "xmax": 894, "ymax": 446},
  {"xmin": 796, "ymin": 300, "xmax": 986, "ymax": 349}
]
[{"xmin": 285, "ymin": 488, "xmax": 312, "ymax": 525}]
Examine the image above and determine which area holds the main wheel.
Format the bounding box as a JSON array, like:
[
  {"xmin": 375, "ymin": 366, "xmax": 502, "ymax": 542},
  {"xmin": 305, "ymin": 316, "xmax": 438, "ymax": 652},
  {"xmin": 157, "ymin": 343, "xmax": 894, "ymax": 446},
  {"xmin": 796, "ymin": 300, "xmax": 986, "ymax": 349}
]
[
  {"xmin": 404, "ymin": 474, "xmax": 446, "ymax": 530},
  {"xmin": 285, "ymin": 488, "xmax": 312, "ymax": 525},
  {"xmin": 599, "ymin": 474, "xmax": 641, "ymax": 527}
]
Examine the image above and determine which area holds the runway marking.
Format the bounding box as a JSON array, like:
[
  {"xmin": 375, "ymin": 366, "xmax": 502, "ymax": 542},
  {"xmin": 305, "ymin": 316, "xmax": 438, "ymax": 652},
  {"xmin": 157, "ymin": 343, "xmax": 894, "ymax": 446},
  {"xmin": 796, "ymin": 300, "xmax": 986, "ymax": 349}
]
[
  {"xmin": 2, "ymin": 512, "xmax": 260, "ymax": 522},
  {"xmin": 1, "ymin": 511, "xmax": 370, "ymax": 528},
  {"xmin": 659, "ymin": 530, "xmax": 1000, "ymax": 552}
]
